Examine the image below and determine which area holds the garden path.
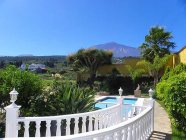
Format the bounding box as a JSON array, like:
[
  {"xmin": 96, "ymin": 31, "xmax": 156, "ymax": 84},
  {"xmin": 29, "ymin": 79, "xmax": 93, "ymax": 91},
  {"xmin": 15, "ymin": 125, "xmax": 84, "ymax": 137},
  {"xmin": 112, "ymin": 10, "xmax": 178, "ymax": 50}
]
[{"xmin": 149, "ymin": 101, "xmax": 172, "ymax": 140}]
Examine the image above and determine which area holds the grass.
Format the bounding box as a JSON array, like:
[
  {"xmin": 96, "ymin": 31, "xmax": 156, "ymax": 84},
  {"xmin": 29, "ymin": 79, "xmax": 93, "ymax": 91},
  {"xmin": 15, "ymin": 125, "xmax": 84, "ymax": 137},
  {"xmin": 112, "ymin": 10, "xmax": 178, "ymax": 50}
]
[
  {"xmin": 172, "ymin": 126, "xmax": 186, "ymax": 140},
  {"xmin": 156, "ymin": 99, "xmax": 186, "ymax": 140}
]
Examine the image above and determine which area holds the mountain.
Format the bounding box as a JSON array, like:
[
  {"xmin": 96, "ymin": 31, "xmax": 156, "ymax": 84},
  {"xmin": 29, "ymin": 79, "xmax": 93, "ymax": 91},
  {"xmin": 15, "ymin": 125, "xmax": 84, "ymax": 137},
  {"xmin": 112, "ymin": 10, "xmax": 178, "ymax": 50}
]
[
  {"xmin": 18, "ymin": 54, "xmax": 34, "ymax": 57},
  {"xmin": 91, "ymin": 42, "xmax": 141, "ymax": 58}
]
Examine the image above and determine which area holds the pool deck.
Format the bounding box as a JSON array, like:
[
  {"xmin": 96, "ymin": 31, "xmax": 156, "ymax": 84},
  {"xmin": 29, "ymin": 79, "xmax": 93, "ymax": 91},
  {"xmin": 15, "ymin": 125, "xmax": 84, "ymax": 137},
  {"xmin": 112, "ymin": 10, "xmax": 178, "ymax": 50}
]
[{"xmin": 95, "ymin": 95, "xmax": 172, "ymax": 140}]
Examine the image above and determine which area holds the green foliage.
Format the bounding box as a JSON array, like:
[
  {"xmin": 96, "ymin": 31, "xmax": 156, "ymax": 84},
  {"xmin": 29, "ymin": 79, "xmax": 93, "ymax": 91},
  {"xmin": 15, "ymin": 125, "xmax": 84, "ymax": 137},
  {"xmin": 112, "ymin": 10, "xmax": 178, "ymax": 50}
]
[
  {"xmin": 67, "ymin": 48, "xmax": 113, "ymax": 86},
  {"xmin": 156, "ymin": 64, "xmax": 186, "ymax": 131},
  {"xmin": 139, "ymin": 26, "xmax": 175, "ymax": 63},
  {"xmin": 0, "ymin": 65, "xmax": 43, "ymax": 137},
  {"xmin": 96, "ymin": 75, "xmax": 153, "ymax": 95},
  {"xmin": 28, "ymin": 80, "xmax": 96, "ymax": 116},
  {"xmin": 161, "ymin": 63, "xmax": 186, "ymax": 81},
  {"xmin": 137, "ymin": 55, "xmax": 170, "ymax": 86},
  {"xmin": 111, "ymin": 68, "xmax": 120, "ymax": 75},
  {"xmin": 156, "ymin": 80, "xmax": 170, "ymax": 101},
  {"xmin": 165, "ymin": 73, "xmax": 186, "ymax": 131},
  {"xmin": 136, "ymin": 77, "xmax": 154, "ymax": 93},
  {"xmin": 172, "ymin": 125, "xmax": 186, "ymax": 140},
  {"xmin": 0, "ymin": 65, "xmax": 43, "ymax": 113},
  {"xmin": 125, "ymin": 64, "xmax": 145, "ymax": 87}
]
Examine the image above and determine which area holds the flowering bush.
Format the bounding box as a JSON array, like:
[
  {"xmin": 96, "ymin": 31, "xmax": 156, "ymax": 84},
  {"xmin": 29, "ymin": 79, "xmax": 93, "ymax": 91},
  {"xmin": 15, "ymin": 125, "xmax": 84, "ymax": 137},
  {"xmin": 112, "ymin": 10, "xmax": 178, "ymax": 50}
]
[{"xmin": 28, "ymin": 80, "xmax": 96, "ymax": 116}]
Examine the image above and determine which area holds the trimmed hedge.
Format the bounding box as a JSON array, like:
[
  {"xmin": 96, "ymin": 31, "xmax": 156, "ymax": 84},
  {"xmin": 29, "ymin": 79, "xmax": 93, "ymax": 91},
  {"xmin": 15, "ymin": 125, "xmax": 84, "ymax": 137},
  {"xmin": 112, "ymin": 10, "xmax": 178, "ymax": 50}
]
[
  {"xmin": 156, "ymin": 63, "xmax": 186, "ymax": 131},
  {"xmin": 95, "ymin": 76, "xmax": 153, "ymax": 95}
]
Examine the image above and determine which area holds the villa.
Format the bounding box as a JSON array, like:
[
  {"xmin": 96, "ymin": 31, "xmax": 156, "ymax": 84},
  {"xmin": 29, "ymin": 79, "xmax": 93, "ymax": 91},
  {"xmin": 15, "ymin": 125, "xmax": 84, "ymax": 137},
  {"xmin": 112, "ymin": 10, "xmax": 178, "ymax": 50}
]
[
  {"xmin": 28, "ymin": 63, "xmax": 46, "ymax": 71},
  {"xmin": 97, "ymin": 46, "xmax": 186, "ymax": 76}
]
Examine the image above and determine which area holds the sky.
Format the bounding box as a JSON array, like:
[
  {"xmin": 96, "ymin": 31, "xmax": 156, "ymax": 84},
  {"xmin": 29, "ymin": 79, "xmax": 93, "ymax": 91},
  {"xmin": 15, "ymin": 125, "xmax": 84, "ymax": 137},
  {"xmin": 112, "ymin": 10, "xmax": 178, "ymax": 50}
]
[{"xmin": 0, "ymin": 0, "xmax": 186, "ymax": 56}]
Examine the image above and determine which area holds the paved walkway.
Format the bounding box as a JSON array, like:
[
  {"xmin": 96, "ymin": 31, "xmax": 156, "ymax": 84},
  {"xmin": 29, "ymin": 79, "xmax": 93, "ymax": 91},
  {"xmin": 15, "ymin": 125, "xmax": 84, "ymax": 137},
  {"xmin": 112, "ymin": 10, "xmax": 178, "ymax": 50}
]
[{"xmin": 149, "ymin": 101, "xmax": 172, "ymax": 140}]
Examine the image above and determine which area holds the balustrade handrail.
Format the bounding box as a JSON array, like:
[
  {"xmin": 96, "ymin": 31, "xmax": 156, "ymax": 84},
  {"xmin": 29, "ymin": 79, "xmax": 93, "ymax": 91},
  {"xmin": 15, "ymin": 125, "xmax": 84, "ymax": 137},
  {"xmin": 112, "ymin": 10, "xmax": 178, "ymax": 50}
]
[
  {"xmin": 14, "ymin": 102, "xmax": 122, "ymax": 138},
  {"xmin": 17, "ymin": 104, "xmax": 145, "ymax": 122},
  {"xmin": 1, "ymin": 105, "xmax": 152, "ymax": 140},
  {"xmin": 58, "ymin": 106, "xmax": 153, "ymax": 139},
  {"xmin": 17, "ymin": 103, "xmax": 120, "ymax": 122}
]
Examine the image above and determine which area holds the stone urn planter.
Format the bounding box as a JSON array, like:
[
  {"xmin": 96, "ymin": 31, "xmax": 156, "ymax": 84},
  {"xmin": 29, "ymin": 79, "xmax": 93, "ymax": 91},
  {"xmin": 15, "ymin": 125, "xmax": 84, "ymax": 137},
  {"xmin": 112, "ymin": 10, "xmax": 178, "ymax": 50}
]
[{"xmin": 134, "ymin": 90, "xmax": 141, "ymax": 97}]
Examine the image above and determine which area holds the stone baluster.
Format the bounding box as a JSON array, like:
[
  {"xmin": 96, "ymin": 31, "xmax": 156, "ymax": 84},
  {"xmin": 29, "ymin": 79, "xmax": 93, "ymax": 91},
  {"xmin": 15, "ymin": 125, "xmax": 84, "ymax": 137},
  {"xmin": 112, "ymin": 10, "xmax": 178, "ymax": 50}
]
[
  {"xmin": 94, "ymin": 114, "xmax": 98, "ymax": 130},
  {"xmin": 88, "ymin": 115, "xmax": 93, "ymax": 132},
  {"xmin": 147, "ymin": 113, "xmax": 151, "ymax": 136},
  {"xmin": 56, "ymin": 119, "xmax": 61, "ymax": 136},
  {"xmin": 128, "ymin": 125, "xmax": 132, "ymax": 140},
  {"xmin": 66, "ymin": 118, "xmax": 71, "ymax": 135},
  {"xmin": 133, "ymin": 123, "xmax": 137, "ymax": 140},
  {"xmin": 82, "ymin": 116, "xmax": 86, "ymax": 133},
  {"xmin": 98, "ymin": 114, "xmax": 102, "ymax": 129},
  {"xmin": 46, "ymin": 120, "xmax": 51, "ymax": 137},
  {"xmin": 136, "ymin": 121, "xmax": 140, "ymax": 140},
  {"xmin": 35, "ymin": 121, "xmax": 41, "ymax": 137},
  {"xmin": 74, "ymin": 117, "xmax": 79, "ymax": 134},
  {"xmin": 24, "ymin": 121, "xmax": 30, "ymax": 137}
]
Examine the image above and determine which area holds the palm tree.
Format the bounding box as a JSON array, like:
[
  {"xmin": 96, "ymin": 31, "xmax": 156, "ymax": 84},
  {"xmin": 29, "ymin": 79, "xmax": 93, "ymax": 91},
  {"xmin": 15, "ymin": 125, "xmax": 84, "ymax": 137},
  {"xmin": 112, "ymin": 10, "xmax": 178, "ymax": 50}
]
[{"xmin": 139, "ymin": 26, "xmax": 175, "ymax": 63}]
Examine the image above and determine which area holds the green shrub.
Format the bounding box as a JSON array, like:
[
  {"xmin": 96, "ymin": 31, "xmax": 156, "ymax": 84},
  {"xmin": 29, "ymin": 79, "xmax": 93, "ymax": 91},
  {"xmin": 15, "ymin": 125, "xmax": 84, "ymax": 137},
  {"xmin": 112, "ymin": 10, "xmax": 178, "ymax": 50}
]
[
  {"xmin": 0, "ymin": 65, "xmax": 43, "ymax": 114},
  {"xmin": 28, "ymin": 80, "xmax": 96, "ymax": 116},
  {"xmin": 95, "ymin": 75, "xmax": 153, "ymax": 95},
  {"xmin": 0, "ymin": 65, "xmax": 43, "ymax": 137},
  {"xmin": 161, "ymin": 63, "xmax": 186, "ymax": 81},
  {"xmin": 156, "ymin": 80, "xmax": 170, "ymax": 100},
  {"xmin": 165, "ymin": 73, "xmax": 186, "ymax": 131},
  {"xmin": 156, "ymin": 63, "xmax": 186, "ymax": 132}
]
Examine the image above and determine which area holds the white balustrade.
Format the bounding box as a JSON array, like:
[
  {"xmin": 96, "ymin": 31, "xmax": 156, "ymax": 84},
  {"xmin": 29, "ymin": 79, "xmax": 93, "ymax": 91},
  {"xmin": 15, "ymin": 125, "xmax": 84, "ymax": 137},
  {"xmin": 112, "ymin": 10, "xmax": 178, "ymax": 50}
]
[
  {"xmin": 15, "ymin": 103, "xmax": 121, "ymax": 138},
  {"xmin": 2, "ymin": 88, "xmax": 155, "ymax": 140},
  {"xmin": 3, "ymin": 101, "xmax": 147, "ymax": 139},
  {"xmin": 56, "ymin": 106, "xmax": 153, "ymax": 140},
  {"xmin": 1, "ymin": 105, "xmax": 153, "ymax": 140}
]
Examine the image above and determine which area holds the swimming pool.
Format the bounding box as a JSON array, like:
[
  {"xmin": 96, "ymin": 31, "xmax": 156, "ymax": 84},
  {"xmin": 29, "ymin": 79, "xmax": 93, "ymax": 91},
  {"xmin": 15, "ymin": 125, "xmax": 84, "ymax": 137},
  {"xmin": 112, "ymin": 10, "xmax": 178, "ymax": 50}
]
[
  {"xmin": 95, "ymin": 97, "xmax": 137, "ymax": 116},
  {"xmin": 95, "ymin": 97, "xmax": 137, "ymax": 109}
]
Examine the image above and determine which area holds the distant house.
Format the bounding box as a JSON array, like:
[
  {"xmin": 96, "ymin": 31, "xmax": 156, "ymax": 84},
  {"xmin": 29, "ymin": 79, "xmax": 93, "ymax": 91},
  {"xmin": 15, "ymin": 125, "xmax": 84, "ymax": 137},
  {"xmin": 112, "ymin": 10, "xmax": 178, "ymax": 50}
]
[
  {"xmin": 28, "ymin": 63, "xmax": 46, "ymax": 73},
  {"xmin": 20, "ymin": 63, "xmax": 26, "ymax": 70}
]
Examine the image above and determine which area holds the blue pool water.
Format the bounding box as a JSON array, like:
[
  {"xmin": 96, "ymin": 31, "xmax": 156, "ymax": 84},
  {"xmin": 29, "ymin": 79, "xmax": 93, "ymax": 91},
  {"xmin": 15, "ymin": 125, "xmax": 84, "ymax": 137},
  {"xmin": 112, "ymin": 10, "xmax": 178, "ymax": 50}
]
[
  {"xmin": 95, "ymin": 97, "xmax": 137, "ymax": 115},
  {"xmin": 123, "ymin": 98, "xmax": 137, "ymax": 105}
]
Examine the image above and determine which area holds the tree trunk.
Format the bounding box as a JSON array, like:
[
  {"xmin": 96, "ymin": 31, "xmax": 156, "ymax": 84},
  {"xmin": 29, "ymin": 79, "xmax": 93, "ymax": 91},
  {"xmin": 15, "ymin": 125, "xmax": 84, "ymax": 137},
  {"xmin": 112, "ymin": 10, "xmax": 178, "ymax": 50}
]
[
  {"xmin": 153, "ymin": 71, "xmax": 159, "ymax": 88},
  {"xmin": 89, "ymin": 73, "xmax": 96, "ymax": 88}
]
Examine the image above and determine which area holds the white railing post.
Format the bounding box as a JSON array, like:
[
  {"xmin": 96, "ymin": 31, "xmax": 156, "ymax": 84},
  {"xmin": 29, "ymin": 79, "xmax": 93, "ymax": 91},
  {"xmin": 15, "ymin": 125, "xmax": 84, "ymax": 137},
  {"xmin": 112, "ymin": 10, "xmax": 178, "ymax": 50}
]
[
  {"xmin": 4, "ymin": 88, "xmax": 21, "ymax": 138},
  {"xmin": 148, "ymin": 88, "xmax": 155, "ymax": 134},
  {"xmin": 148, "ymin": 88, "xmax": 154, "ymax": 100},
  {"xmin": 150, "ymin": 99, "xmax": 155, "ymax": 133},
  {"xmin": 118, "ymin": 87, "xmax": 123, "ymax": 122}
]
